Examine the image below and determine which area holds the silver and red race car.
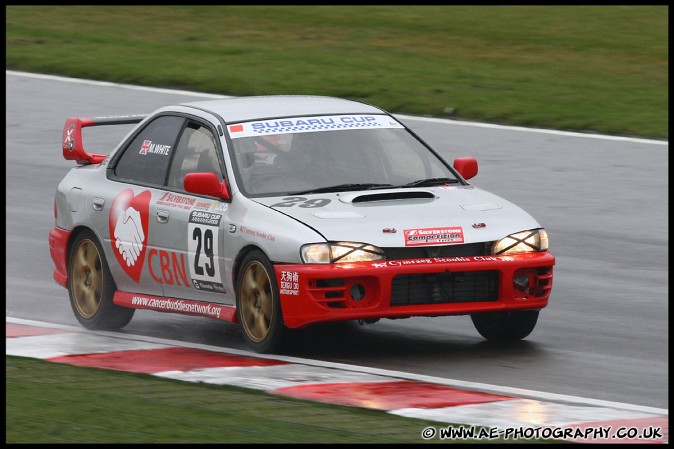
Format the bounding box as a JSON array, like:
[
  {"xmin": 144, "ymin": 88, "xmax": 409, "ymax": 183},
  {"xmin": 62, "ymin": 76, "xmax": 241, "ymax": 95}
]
[{"xmin": 49, "ymin": 95, "xmax": 555, "ymax": 353}]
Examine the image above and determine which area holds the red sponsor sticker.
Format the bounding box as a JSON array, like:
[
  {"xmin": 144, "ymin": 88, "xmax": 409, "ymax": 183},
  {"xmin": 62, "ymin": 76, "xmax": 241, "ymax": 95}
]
[
  {"xmin": 404, "ymin": 226, "xmax": 464, "ymax": 246},
  {"xmin": 229, "ymin": 124, "xmax": 243, "ymax": 133}
]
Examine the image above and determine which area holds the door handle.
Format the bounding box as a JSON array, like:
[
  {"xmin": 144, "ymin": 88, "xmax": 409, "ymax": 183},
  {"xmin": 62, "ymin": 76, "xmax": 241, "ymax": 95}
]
[{"xmin": 157, "ymin": 210, "xmax": 170, "ymax": 223}]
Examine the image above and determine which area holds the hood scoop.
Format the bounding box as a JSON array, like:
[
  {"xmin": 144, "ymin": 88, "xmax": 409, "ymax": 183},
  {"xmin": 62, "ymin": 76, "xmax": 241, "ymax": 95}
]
[{"xmin": 339, "ymin": 190, "xmax": 436, "ymax": 204}]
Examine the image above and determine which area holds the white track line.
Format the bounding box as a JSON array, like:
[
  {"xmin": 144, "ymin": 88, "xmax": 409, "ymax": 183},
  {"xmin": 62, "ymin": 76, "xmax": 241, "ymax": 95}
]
[
  {"xmin": 7, "ymin": 70, "xmax": 667, "ymax": 146},
  {"xmin": 6, "ymin": 317, "xmax": 667, "ymax": 417},
  {"xmin": 395, "ymin": 114, "xmax": 668, "ymax": 146},
  {"xmin": 6, "ymin": 70, "xmax": 227, "ymax": 99}
]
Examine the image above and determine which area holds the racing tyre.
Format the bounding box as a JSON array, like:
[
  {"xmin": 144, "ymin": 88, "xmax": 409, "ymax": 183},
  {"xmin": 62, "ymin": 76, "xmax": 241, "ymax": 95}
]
[
  {"xmin": 471, "ymin": 310, "xmax": 539, "ymax": 341},
  {"xmin": 236, "ymin": 250, "xmax": 286, "ymax": 353},
  {"xmin": 68, "ymin": 230, "xmax": 134, "ymax": 330}
]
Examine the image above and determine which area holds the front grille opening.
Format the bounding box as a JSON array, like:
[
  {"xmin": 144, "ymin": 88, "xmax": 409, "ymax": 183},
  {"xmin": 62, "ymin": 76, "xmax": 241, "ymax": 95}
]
[
  {"xmin": 534, "ymin": 266, "xmax": 553, "ymax": 297},
  {"xmin": 391, "ymin": 270, "xmax": 499, "ymax": 306},
  {"xmin": 327, "ymin": 301, "xmax": 346, "ymax": 308},
  {"xmin": 316, "ymin": 278, "xmax": 345, "ymax": 288},
  {"xmin": 311, "ymin": 278, "xmax": 347, "ymax": 307}
]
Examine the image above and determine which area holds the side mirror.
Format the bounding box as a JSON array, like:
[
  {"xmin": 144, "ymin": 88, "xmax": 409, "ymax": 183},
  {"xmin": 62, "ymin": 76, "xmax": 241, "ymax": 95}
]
[
  {"xmin": 453, "ymin": 157, "xmax": 478, "ymax": 180},
  {"xmin": 184, "ymin": 172, "xmax": 231, "ymax": 201}
]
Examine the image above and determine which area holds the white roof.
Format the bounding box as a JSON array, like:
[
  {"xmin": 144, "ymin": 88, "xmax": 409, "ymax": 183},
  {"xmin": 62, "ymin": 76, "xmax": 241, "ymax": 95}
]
[{"xmin": 180, "ymin": 95, "xmax": 386, "ymax": 123}]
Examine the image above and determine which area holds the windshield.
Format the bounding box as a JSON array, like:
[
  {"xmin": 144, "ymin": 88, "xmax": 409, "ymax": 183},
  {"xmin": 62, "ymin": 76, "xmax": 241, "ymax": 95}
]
[{"xmin": 227, "ymin": 114, "xmax": 460, "ymax": 197}]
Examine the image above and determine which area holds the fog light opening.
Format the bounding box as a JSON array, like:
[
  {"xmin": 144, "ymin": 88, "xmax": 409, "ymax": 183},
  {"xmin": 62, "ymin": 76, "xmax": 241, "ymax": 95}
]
[
  {"xmin": 514, "ymin": 273, "xmax": 530, "ymax": 293},
  {"xmin": 350, "ymin": 284, "xmax": 366, "ymax": 301}
]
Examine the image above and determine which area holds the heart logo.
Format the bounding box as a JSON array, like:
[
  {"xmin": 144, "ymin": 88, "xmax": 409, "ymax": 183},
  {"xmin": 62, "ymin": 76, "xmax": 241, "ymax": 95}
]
[{"xmin": 109, "ymin": 189, "xmax": 151, "ymax": 283}]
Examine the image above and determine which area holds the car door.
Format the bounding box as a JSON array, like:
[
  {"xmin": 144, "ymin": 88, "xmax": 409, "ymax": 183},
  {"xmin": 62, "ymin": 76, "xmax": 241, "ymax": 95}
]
[
  {"xmin": 99, "ymin": 114, "xmax": 186, "ymax": 297},
  {"xmin": 153, "ymin": 119, "xmax": 231, "ymax": 304}
]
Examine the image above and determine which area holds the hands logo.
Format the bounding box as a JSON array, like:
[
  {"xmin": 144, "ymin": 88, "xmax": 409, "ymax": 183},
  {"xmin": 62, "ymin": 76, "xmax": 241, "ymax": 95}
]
[
  {"xmin": 109, "ymin": 189, "xmax": 151, "ymax": 282},
  {"xmin": 115, "ymin": 208, "xmax": 144, "ymax": 266}
]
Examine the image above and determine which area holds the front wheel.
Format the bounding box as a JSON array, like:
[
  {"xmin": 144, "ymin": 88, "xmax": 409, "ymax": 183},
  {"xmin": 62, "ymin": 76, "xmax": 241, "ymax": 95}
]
[
  {"xmin": 236, "ymin": 250, "xmax": 286, "ymax": 353},
  {"xmin": 68, "ymin": 229, "xmax": 134, "ymax": 330},
  {"xmin": 471, "ymin": 310, "xmax": 539, "ymax": 341}
]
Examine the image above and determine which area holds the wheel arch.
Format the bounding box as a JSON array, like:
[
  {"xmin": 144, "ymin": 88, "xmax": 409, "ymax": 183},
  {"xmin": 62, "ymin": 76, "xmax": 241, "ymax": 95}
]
[
  {"xmin": 233, "ymin": 245, "xmax": 288, "ymax": 352},
  {"xmin": 66, "ymin": 225, "xmax": 118, "ymax": 289},
  {"xmin": 67, "ymin": 226, "xmax": 134, "ymax": 330},
  {"xmin": 232, "ymin": 244, "xmax": 273, "ymax": 292},
  {"xmin": 232, "ymin": 244, "xmax": 290, "ymax": 328},
  {"xmin": 66, "ymin": 225, "xmax": 98, "ymax": 263}
]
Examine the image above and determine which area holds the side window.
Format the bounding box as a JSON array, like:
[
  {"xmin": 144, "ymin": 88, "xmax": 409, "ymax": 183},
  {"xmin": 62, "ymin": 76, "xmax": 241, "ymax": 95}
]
[
  {"xmin": 167, "ymin": 122, "xmax": 223, "ymax": 191},
  {"xmin": 114, "ymin": 116, "xmax": 185, "ymax": 185}
]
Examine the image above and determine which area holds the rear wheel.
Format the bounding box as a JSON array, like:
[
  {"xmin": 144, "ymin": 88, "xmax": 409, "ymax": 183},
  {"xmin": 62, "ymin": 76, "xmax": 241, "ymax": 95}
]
[
  {"xmin": 68, "ymin": 230, "xmax": 134, "ymax": 330},
  {"xmin": 471, "ymin": 310, "xmax": 539, "ymax": 341},
  {"xmin": 236, "ymin": 251, "xmax": 286, "ymax": 353}
]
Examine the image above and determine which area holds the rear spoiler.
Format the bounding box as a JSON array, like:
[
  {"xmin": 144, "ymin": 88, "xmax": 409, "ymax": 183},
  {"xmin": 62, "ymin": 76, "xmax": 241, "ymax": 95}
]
[{"xmin": 62, "ymin": 115, "xmax": 146, "ymax": 165}]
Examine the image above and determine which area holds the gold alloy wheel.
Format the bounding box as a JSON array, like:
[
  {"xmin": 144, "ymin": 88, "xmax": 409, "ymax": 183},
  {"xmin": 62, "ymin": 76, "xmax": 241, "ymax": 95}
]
[
  {"xmin": 239, "ymin": 260, "xmax": 274, "ymax": 342},
  {"xmin": 70, "ymin": 239, "xmax": 103, "ymax": 319}
]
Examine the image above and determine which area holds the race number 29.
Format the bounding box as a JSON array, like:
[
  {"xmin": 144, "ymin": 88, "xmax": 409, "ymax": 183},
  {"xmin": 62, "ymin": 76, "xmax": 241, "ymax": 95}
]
[
  {"xmin": 192, "ymin": 227, "xmax": 215, "ymax": 277},
  {"xmin": 187, "ymin": 211, "xmax": 223, "ymax": 287}
]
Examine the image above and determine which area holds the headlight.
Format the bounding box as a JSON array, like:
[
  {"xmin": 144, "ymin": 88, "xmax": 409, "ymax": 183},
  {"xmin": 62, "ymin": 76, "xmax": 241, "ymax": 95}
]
[
  {"xmin": 492, "ymin": 229, "xmax": 548, "ymax": 255},
  {"xmin": 300, "ymin": 242, "xmax": 386, "ymax": 264}
]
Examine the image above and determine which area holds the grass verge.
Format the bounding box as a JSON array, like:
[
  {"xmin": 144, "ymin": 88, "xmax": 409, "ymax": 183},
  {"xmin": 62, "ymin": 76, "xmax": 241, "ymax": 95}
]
[
  {"xmin": 5, "ymin": 5, "xmax": 668, "ymax": 138},
  {"xmin": 7, "ymin": 356, "xmax": 558, "ymax": 443}
]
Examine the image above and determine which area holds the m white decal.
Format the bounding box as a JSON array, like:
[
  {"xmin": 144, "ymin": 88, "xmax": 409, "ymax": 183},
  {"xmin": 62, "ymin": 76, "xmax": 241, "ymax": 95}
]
[{"xmin": 139, "ymin": 140, "xmax": 171, "ymax": 156}]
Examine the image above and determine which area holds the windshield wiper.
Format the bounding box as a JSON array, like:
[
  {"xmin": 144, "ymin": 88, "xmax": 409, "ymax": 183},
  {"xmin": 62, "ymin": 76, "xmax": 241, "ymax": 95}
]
[
  {"xmin": 400, "ymin": 177, "xmax": 461, "ymax": 188},
  {"xmin": 292, "ymin": 183, "xmax": 395, "ymax": 195}
]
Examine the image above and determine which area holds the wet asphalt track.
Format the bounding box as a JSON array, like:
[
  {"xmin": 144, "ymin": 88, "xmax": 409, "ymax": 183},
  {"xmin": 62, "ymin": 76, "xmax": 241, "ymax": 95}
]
[{"xmin": 5, "ymin": 71, "xmax": 668, "ymax": 409}]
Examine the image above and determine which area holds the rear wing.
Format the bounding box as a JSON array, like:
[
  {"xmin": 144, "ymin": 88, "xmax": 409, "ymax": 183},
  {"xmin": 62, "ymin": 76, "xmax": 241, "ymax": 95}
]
[{"xmin": 62, "ymin": 115, "xmax": 146, "ymax": 165}]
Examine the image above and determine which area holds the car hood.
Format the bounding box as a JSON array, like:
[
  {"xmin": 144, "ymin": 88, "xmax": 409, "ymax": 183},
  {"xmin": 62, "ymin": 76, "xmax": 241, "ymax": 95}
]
[{"xmin": 252, "ymin": 186, "xmax": 542, "ymax": 247}]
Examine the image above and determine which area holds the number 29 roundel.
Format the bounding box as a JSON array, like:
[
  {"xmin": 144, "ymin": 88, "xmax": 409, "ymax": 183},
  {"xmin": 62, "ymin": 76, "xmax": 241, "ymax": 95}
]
[{"xmin": 187, "ymin": 210, "xmax": 225, "ymax": 293}]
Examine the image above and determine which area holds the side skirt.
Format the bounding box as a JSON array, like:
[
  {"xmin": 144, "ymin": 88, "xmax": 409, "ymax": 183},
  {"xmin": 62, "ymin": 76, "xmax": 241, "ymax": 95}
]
[{"xmin": 113, "ymin": 291, "xmax": 237, "ymax": 323}]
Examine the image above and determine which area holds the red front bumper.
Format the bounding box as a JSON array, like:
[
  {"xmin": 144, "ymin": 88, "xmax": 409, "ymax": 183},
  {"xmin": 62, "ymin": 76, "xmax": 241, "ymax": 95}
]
[
  {"xmin": 49, "ymin": 227, "xmax": 71, "ymax": 288},
  {"xmin": 274, "ymin": 252, "xmax": 555, "ymax": 328}
]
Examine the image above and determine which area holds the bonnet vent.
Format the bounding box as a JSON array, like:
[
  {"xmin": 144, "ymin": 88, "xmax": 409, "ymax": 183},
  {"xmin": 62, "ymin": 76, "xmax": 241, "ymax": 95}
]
[{"xmin": 343, "ymin": 190, "xmax": 436, "ymax": 204}]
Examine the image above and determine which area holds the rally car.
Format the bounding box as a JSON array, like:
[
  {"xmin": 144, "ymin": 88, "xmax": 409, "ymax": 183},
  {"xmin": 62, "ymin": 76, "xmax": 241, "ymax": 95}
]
[{"xmin": 49, "ymin": 95, "xmax": 555, "ymax": 353}]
